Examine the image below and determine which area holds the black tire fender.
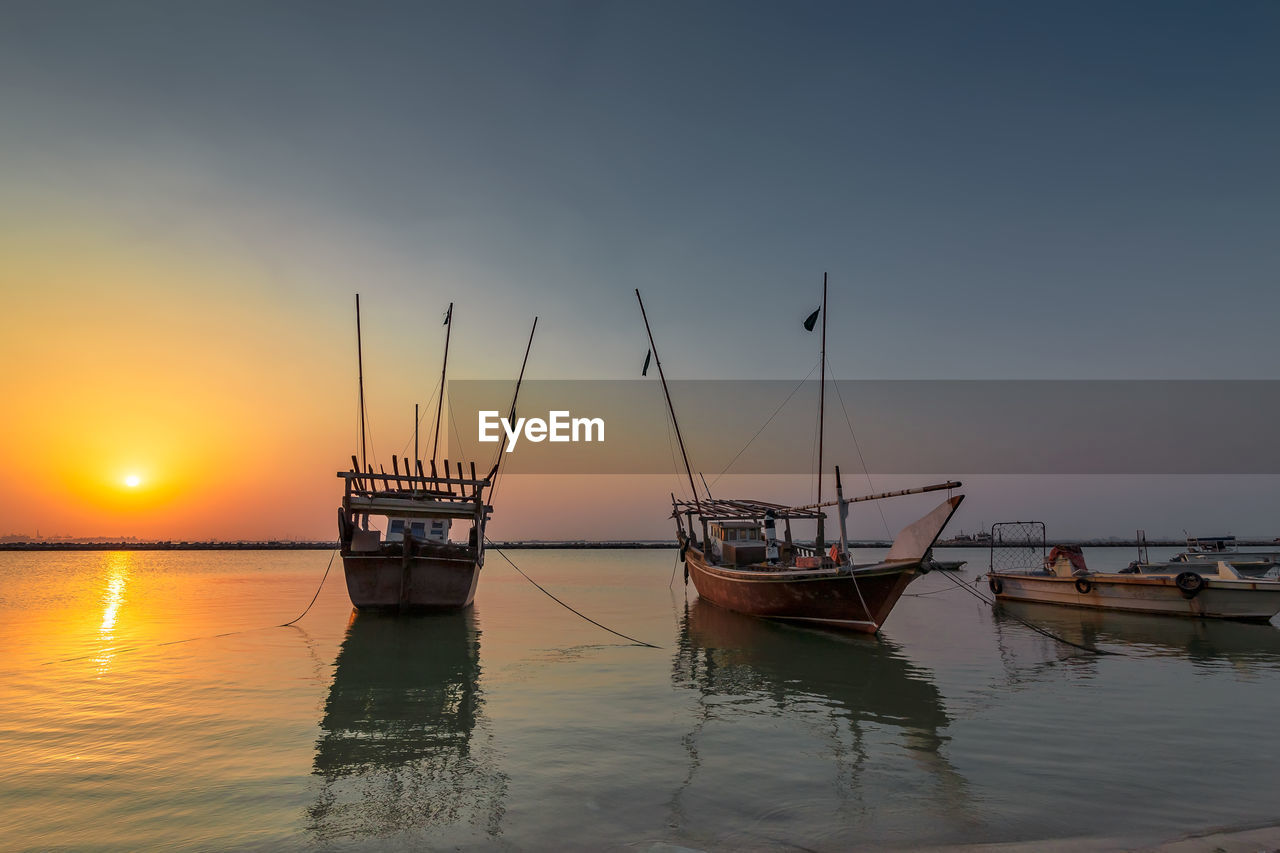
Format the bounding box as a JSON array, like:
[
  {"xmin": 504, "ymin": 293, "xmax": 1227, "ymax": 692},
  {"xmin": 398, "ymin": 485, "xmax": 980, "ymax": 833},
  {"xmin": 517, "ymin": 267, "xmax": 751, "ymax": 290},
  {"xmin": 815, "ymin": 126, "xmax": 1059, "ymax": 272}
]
[
  {"xmin": 988, "ymin": 575, "xmax": 1003, "ymax": 595},
  {"xmin": 1075, "ymin": 577, "xmax": 1093, "ymax": 595},
  {"xmin": 1175, "ymin": 571, "xmax": 1206, "ymax": 599},
  {"xmin": 678, "ymin": 539, "xmax": 689, "ymax": 562}
]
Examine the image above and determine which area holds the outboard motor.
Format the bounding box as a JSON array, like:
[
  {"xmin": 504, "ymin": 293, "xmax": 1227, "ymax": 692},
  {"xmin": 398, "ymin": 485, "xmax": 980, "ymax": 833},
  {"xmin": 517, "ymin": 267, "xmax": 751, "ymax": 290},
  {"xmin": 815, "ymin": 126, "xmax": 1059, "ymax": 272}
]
[{"xmin": 764, "ymin": 510, "xmax": 780, "ymax": 565}]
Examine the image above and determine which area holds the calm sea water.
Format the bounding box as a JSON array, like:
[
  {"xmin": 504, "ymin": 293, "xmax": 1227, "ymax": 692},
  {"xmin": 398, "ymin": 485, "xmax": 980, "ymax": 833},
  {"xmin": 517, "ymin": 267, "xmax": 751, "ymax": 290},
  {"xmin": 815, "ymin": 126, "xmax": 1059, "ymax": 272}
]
[{"xmin": 1, "ymin": 547, "xmax": 1278, "ymax": 851}]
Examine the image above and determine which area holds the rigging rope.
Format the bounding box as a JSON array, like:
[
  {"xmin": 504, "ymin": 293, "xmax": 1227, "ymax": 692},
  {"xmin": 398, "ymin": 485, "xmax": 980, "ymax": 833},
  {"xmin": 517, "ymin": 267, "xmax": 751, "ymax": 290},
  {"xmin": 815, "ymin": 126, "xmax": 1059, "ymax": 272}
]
[
  {"xmin": 827, "ymin": 367, "xmax": 892, "ymax": 539},
  {"xmin": 487, "ymin": 541, "xmax": 660, "ymax": 648},
  {"xmin": 398, "ymin": 374, "xmax": 444, "ymax": 461},
  {"xmin": 847, "ymin": 566, "xmax": 875, "ymax": 632},
  {"xmin": 709, "ymin": 359, "xmax": 821, "ymax": 488}
]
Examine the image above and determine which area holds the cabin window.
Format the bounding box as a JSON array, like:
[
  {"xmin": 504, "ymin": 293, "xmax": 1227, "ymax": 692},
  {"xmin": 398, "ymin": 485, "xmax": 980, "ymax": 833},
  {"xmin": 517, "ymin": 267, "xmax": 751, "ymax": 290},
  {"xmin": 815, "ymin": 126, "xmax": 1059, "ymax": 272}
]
[{"xmin": 410, "ymin": 522, "xmax": 426, "ymax": 539}]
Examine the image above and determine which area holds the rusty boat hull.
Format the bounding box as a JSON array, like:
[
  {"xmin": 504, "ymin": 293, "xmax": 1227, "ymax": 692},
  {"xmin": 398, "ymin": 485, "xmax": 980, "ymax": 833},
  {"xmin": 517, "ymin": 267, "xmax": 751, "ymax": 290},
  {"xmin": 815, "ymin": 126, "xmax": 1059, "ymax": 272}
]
[
  {"xmin": 683, "ymin": 544, "xmax": 920, "ymax": 633},
  {"xmin": 678, "ymin": 494, "xmax": 964, "ymax": 633}
]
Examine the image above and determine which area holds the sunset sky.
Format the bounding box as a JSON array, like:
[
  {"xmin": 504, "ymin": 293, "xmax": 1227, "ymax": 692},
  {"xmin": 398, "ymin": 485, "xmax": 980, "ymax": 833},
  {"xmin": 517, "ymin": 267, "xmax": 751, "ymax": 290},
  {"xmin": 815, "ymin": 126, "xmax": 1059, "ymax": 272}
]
[{"xmin": 3, "ymin": 1, "xmax": 1278, "ymax": 541}]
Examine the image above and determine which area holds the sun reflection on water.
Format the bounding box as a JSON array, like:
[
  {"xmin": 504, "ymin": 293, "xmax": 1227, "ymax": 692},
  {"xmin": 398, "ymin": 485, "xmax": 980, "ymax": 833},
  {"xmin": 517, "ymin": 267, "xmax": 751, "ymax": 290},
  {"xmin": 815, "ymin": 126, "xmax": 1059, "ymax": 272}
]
[{"xmin": 93, "ymin": 553, "xmax": 132, "ymax": 673}]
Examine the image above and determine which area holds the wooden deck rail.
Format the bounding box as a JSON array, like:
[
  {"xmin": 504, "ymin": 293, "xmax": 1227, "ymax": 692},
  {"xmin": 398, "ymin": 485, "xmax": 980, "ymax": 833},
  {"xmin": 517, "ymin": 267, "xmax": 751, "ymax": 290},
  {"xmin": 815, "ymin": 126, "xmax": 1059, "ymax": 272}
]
[{"xmin": 338, "ymin": 458, "xmax": 497, "ymax": 500}]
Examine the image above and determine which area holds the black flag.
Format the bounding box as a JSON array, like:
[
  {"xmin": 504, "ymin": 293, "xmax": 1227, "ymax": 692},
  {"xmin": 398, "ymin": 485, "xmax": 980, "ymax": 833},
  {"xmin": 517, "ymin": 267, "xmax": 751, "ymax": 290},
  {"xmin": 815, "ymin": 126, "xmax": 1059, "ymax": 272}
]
[
  {"xmin": 803, "ymin": 306, "xmax": 821, "ymax": 331},
  {"xmin": 642, "ymin": 349, "xmax": 652, "ymax": 376},
  {"xmin": 443, "ymin": 304, "xmax": 452, "ymax": 325}
]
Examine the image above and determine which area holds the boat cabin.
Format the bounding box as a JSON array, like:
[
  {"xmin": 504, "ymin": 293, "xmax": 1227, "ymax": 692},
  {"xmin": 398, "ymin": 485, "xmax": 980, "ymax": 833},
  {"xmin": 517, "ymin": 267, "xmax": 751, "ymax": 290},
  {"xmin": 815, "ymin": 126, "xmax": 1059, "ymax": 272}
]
[
  {"xmin": 337, "ymin": 457, "xmax": 493, "ymax": 557},
  {"xmin": 387, "ymin": 517, "xmax": 450, "ymax": 544},
  {"xmin": 710, "ymin": 520, "xmax": 762, "ymax": 543},
  {"xmin": 710, "ymin": 520, "xmax": 766, "ymax": 565},
  {"xmin": 672, "ymin": 497, "xmax": 828, "ymax": 568}
]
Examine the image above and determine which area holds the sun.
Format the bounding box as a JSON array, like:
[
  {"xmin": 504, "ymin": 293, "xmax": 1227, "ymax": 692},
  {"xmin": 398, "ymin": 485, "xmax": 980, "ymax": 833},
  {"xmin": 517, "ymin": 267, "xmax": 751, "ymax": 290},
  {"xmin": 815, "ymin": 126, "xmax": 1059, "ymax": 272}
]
[{"xmin": 124, "ymin": 474, "xmax": 142, "ymax": 488}]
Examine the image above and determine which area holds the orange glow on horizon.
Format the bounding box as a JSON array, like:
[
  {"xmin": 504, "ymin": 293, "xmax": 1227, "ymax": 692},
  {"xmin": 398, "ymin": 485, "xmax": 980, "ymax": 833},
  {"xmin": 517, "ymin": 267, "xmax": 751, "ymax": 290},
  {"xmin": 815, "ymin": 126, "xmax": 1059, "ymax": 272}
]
[{"xmin": 0, "ymin": 215, "xmax": 536, "ymax": 541}]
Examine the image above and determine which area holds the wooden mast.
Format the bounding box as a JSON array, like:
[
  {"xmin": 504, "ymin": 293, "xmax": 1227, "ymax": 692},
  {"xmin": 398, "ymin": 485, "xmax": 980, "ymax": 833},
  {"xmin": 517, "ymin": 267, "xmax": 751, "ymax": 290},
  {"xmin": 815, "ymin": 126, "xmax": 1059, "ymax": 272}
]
[
  {"xmin": 636, "ymin": 289, "xmax": 701, "ymax": 513},
  {"xmin": 356, "ymin": 293, "xmax": 367, "ymax": 472},
  {"xmin": 816, "ymin": 272, "xmax": 827, "ymax": 552},
  {"xmin": 414, "ymin": 402, "xmax": 419, "ymax": 466},
  {"xmin": 789, "ymin": 481, "xmax": 961, "ymax": 512},
  {"xmin": 432, "ymin": 302, "xmax": 454, "ymax": 466}
]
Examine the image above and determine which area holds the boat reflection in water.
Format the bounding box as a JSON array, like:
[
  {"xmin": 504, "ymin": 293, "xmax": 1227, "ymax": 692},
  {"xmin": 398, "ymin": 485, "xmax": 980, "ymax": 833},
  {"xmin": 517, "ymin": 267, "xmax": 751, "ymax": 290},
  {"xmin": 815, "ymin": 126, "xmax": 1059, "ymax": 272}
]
[
  {"xmin": 309, "ymin": 609, "xmax": 506, "ymax": 843},
  {"xmin": 672, "ymin": 598, "xmax": 971, "ymax": 834},
  {"xmin": 996, "ymin": 600, "xmax": 1280, "ymax": 669}
]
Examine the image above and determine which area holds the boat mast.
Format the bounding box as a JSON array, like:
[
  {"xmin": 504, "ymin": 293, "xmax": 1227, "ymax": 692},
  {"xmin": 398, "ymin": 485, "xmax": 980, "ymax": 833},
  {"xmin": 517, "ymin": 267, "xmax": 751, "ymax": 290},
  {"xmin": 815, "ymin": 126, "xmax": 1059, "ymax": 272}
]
[
  {"xmin": 505, "ymin": 317, "xmax": 538, "ymax": 426},
  {"xmin": 356, "ymin": 293, "xmax": 368, "ymax": 472},
  {"xmin": 432, "ymin": 302, "xmax": 454, "ymax": 465},
  {"xmin": 816, "ymin": 272, "xmax": 827, "ymax": 552},
  {"xmin": 487, "ymin": 316, "xmax": 539, "ymax": 489},
  {"xmin": 414, "ymin": 402, "xmax": 419, "ymax": 467},
  {"xmin": 636, "ymin": 289, "xmax": 701, "ymax": 513}
]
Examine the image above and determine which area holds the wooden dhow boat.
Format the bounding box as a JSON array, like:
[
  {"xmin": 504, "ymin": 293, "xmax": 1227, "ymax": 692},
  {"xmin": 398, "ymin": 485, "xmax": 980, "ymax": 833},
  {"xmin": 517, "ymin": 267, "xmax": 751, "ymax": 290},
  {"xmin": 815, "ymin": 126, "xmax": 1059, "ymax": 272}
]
[
  {"xmin": 337, "ymin": 296, "xmax": 536, "ymax": 612},
  {"xmin": 337, "ymin": 458, "xmax": 497, "ymax": 611},
  {"xmin": 637, "ymin": 279, "xmax": 965, "ymax": 633},
  {"xmin": 670, "ymin": 484, "xmax": 964, "ymax": 632}
]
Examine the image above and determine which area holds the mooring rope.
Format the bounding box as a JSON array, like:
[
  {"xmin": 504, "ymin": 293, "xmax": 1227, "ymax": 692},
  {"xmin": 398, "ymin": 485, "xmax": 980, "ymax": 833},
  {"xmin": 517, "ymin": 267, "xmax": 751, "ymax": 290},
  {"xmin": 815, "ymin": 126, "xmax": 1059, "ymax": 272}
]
[
  {"xmin": 902, "ymin": 583, "xmax": 963, "ymax": 598},
  {"xmin": 279, "ymin": 549, "xmax": 338, "ymax": 627},
  {"xmin": 939, "ymin": 569, "xmax": 1123, "ymax": 656},
  {"xmin": 487, "ymin": 541, "xmax": 660, "ymax": 649},
  {"xmin": 45, "ymin": 550, "xmax": 339, "ymax": 665},
  {"xmin": 46, "ymin": 626, "xmax": 275, "ymax": 665}
]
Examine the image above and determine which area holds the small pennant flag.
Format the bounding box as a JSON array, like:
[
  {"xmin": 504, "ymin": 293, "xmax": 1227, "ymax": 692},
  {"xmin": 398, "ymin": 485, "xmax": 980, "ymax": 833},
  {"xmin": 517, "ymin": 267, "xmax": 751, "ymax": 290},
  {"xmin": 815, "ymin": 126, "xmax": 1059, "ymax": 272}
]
[
  {"xmin": 443, "ymin": 304, "xmax": 453, "ymax": 325},
  {"xmin": 803, "ymin": 306, "xmax": 821, "ymax": 331},
  {"xmin": 642, "ymin": 349, "xmax": 652, "ymax": 376}
]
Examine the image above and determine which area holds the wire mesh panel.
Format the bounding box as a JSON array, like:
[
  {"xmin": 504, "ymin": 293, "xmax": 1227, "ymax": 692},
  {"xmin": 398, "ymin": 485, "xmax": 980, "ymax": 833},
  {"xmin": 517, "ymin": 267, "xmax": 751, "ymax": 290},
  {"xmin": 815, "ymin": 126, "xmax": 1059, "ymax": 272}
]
[{"xmin": 989, "ymin": 521, "xmax": 1046, "ymax": 572}]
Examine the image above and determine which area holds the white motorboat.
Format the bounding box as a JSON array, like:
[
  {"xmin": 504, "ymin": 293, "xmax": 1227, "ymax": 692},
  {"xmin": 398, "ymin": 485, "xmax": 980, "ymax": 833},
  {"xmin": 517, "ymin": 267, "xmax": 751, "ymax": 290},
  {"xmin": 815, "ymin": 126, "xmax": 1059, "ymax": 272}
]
[{"xmin": 987, "ymin": 538, "xmax": 1280, "ymax": 622}]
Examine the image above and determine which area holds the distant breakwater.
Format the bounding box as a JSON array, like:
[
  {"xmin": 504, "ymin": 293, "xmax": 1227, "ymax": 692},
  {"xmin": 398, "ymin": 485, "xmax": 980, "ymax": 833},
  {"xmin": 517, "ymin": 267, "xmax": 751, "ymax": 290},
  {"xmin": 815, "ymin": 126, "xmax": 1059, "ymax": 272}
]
[
  {"xmin": 0, "ymin": 540, "xmax": 675, "ymax": 551},
  {"xmin": 4, "ymin": 538, "xmax": 1269, "ymax": 552}
]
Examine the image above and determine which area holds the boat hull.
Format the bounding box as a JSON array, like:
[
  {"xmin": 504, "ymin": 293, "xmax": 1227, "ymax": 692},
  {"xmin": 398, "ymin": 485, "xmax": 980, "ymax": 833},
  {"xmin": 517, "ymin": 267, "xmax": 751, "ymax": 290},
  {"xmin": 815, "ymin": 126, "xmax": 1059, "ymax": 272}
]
[
  {"xmin": 988, "ymin": 572, "xmax": 1280, "ymax": 621},
  {"xmin": 684, "ymin": 545, "xmax": 919, "ymax": 632},
  {"xmin": 341, "ymin": 551, "xmax": 481, "ymax": 611}
]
